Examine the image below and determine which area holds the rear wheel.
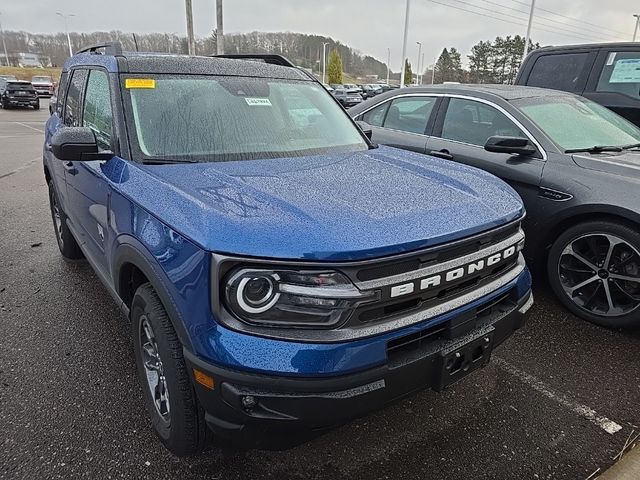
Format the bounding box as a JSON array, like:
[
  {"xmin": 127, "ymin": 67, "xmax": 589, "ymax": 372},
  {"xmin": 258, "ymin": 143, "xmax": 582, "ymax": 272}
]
[
  {"xmin": 548, "ymin": 221, "xmax": 640, "ymax": 328},
  {"xmin": 33, "ymin": 101, "xmax": 40, "ymax": 110},
  {"xmin": 132, "ymin": 284, "xmax": 208, "ymax": 456},
  {"xmin": 47, "ymin": 180, "xmax": 83, "ymax": 260}
]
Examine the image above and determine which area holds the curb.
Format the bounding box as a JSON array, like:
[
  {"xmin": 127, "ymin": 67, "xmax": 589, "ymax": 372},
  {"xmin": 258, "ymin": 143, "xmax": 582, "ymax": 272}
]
[{"xmin": 598, "ymin": 444, "xmax": 640, "ymax": 479}]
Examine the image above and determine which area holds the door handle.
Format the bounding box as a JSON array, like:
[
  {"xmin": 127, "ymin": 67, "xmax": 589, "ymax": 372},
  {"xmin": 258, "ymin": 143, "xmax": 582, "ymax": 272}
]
[{"xmin": 429, "ymin": 150, "xmax": 454, "ymax": 160}]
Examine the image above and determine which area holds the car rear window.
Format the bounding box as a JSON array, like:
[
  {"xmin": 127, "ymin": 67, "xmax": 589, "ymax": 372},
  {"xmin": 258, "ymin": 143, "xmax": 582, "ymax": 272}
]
[
  {"xmin": 32, "ymin": 77, "xmax": 51, "ymax": 82},
  {"xmin": 7, "ymin": 82, "xmax": 34, "ymax": 91},
  {"xmin": 596, "ymin": 51, "xmax": 640, "ymax": 100}
]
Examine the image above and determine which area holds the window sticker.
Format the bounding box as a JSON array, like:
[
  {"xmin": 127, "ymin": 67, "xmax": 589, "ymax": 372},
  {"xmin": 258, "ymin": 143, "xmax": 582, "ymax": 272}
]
[
  {"xmin": 609, "ymin": 59, "xmax": 640, "ymax": 83},
  {"xmin": 125, "ymin": 78, "xmax": 156, "ymax": 89},
  {"xmin": 605, "ymin": 52, "xmax": 616, "ymax": 66},
  {"xmin": 244, "ymin": 97, "xmax": 272, "ymax": 106}
]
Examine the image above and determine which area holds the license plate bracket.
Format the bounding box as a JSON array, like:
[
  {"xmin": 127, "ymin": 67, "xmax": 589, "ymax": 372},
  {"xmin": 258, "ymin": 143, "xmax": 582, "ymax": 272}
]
[{"xmin": 433, "ymin": 329, "xmax": 494, "ymax": 391}]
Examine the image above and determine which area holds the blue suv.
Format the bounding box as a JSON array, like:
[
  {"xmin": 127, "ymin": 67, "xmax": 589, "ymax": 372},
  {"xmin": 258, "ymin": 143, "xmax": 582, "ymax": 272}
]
[{"xmin": 44, "ymin": 43, "xmax": 533, "ymax": 456}]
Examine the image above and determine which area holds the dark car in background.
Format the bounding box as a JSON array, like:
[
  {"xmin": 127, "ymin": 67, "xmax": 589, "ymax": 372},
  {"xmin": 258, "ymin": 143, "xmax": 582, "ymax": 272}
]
[
  {"xmin": 0, "ymin": 80, "xmax": 39, "ymax": 109},
  {"xmin": 516, "ymin": 43, "xmax": 640, "ymax": 127},
  {"xmin": 350, "ymin": 84, "xmax": 640, "ymax": 328},
  {"xmin": 333, "ymin": 88, "xmax": 363, "ymax": 107},
  {"xmin": 31, "ymin": 75, "xmax": 56, "ymax": 97},
  {"xmin": 362, "ymin": 84, "xmax": 383, "ymax": 99}
]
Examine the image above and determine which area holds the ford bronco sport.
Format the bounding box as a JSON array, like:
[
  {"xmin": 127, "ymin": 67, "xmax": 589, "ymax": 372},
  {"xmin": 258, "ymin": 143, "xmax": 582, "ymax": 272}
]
[{"xmin": 44, "ymin": 43, "xmax": 532, "ymax": 456}]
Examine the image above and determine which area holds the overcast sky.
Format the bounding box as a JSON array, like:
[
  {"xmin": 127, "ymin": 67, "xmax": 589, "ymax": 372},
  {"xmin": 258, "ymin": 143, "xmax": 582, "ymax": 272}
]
[{"xmin": 1, "ymin": 0, "xmax": 636, "ymax": 70}]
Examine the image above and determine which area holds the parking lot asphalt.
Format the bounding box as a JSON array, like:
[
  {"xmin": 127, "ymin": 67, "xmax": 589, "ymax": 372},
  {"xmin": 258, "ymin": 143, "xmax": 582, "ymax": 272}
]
[{"xmin": 1, "ymin": 105, "xmax": 639, "ymax": 480}]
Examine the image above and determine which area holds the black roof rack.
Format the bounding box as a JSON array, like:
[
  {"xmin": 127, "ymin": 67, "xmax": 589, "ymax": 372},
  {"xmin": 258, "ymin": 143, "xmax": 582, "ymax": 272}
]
[
  {"xmin": 213, "ymin": 54, "xmax": 296, "ymax": 68},
  {"xmin": 76, "ymin": 42, "xmax": 123, "ymax": 56}
]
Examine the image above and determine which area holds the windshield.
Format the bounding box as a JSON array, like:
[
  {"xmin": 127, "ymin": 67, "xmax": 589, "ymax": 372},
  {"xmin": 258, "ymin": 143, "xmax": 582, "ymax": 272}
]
[
  {"xmin": 122, "ymin": 75, "xmax": 368, "ymax": 163},
  {"xmin": 511, "ymin": 95, "xmax": 640, "ymax": 151},
  {"xmin": 32, "ymin": 76, "xmax": 52, "ymax": 82}
]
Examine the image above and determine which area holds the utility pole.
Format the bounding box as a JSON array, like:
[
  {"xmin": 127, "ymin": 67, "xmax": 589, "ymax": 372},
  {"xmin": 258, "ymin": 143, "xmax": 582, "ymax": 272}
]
[
  {"xmin": 633, "ymin": 14, "xmax": 640, "ymax": 42},
  {"xmin": 415, "ymin": 41, "xmax": 422, "ymax": 86},
  {"xmin": 56, "ymin": 12, "xmax": 75, "ymax": 57},
  {"xmin": 521, "ymin": 0, "xmax": 536, "ymax": 65},
  {"xmin": 216, "ymin": 0, "xmax": 224, "ymax": 54},
  {"xmin": 322, "ymin": 42, "xmax": 329, "ymax": 84},
  {"xmin": 0, "ymin": 12, "xmax": 9, "ymax": 67},
  {"xmin": 399, "ymin": 0, "xmax": 411, "ymax": 88},
  {"xmin": 431, "ymin": 55, "xmax": 436, "ymax": 84},
  {"xmin": 185, "ymin": 0, "xmax": 195, "ymax": 55},
  {"xmin": 386, "ymin": 48, "xmax": 391, "ymax": 85}
]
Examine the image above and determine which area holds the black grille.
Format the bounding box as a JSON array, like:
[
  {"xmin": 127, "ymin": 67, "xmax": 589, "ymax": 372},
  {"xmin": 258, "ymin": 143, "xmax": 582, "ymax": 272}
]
[
  {"xmin": 355, "ymin": 221, "xmax": 520, "ymax": 282},
  {"xmin": 386, "ymin": 291, "xmax": 514, "ymax": 362}
]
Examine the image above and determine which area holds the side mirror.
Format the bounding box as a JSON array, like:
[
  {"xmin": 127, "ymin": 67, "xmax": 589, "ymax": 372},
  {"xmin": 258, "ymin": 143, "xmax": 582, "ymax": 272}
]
[
  {"xmin": 484, "ymin": 136, "xmax": 537, "ymax": 156},
  {"xmin": 356, "ymin": 120, "xmax": 373, "ymax": 140},
  {"xmin": 51, "ymin": 127, "xmax": 112, "ymax": 161}
]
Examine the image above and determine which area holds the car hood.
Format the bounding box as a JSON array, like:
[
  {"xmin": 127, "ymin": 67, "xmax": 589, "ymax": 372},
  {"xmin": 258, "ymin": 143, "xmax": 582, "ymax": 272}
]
[
  {"xmin": 116, "ymin": 146, "xmax": 524, "ymax": 261},
  {"xmin": 572, "ymin": 151, "xmax": 640, "ymax": 179}
]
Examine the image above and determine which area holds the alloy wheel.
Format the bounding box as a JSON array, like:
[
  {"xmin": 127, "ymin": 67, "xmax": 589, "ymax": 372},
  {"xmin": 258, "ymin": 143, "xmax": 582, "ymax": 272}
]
[
  {"xmin": 558, "ymin": 233, "xmax": 640, "ymax": 317},
  {"xmin": 140, "ymin": 316, "xmax": 171, "ymax": 422},
  {"xmin": 51, "ymin": 190, "xmax": 64, "ymax": 249}
]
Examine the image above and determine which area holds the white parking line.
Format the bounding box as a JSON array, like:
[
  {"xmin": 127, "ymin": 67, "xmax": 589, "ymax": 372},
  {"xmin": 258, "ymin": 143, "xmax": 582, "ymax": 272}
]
[
  {"xmin": 13, "ymin": 122, "xmax": 44, "ymax": 133},
  {"xmin": 494, "ymin": 356, "xmax": 623, "ymax": 435}
]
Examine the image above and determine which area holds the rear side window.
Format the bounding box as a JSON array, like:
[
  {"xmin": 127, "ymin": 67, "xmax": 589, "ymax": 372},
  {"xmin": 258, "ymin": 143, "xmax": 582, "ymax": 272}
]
[
  {"xmin": 596, "ymin": 51, "xmax": 640, "ymax": 100},
  {"xmin": 382, "ymin": 96, "xmax": 436, "ymax": 134},
  {"xmin": 526, "ymin": 53, "xmax": 588, "ymax": 92},
  {"xmin": 55, "ymin": 72, "xmax": 69, "ymax": 116},
  {"xmin": 82, "ymin": 70, "xmax": 113, "ymax": 150},
  {"xmin": 64, "ymin": 69, "xmax": 88, "ymax": 127}
]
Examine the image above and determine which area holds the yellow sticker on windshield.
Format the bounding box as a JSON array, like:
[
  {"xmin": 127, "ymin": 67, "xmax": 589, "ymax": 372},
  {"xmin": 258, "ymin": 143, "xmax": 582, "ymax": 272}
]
[{"xmin": 125, "ymin": 78, "xmax": 156, "ymax": 89}]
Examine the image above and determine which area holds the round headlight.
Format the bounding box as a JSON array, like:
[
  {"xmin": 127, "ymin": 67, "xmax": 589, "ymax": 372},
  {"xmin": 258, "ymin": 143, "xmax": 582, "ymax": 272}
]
[{"xmin": 236, "ymin": 274, "xmax": 280, "ymax": 314}]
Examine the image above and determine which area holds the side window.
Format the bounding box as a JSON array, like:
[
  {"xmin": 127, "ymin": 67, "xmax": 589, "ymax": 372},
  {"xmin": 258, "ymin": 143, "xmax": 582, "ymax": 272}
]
[
  {"xmin": 55, "ymin": 72, "xmax": 69, "ymax": 116},
  {"xmin": 441, "ymin": 98, "xmax": 525, "ymax": 147},
  {"xmin": 382, "ymin": 96, "xmax": 436, "ymax": 134},
  {"xmin": 82, "ymin": 70, "xmax": 113, "ymax": 150},
  {"xmin": 64, "ymin": 69, "xmax": 88, "ymax": 127},
  {"xmin": 596, "ymin": 51, "xmax": 640, "ymax": 100},
  {"xmin": 361, "ymin": 102, "xmax": 390, "ymax": 127},
  {"xmin": 526, "ymin": 53, "xmax": 588, "ymax": 92}
]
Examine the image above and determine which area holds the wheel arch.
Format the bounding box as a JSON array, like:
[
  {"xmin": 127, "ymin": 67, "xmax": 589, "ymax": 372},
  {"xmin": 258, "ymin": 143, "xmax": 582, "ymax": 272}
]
[
  {"xmin": 536, "ymin": 204, "xmax": 640, "ymax": 263},
  {"xmin": 113, "ymin": 238, "xmax": 194, "ymax": 351}
]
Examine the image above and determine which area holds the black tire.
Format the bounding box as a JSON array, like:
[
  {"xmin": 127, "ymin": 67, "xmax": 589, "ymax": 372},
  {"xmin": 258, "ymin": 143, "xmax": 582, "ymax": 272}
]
[
  {"xmin": 33, "ymin": 102, "xmax": 40, "ymax": 110},
  {"xmin": 48, "ymin": 180, "xmax": 83, "ymax": 260},
  {"xmin": 547, "ymin": 220, "xmax": 640, "ymax": 328},
  {"xmin": 132, "ymin": 283, "xmax": 208, "ymax": 456}
]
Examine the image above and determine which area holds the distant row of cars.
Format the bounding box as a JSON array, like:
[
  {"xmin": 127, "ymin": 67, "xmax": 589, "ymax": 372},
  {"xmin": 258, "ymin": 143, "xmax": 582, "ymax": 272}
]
[
  {"xmin": 324, "ymin": 82, "xmax": 398, "ymax": 107},
  {"xmin": 0, "ymin": 74, "xmax": 55, "ymax": 110}
]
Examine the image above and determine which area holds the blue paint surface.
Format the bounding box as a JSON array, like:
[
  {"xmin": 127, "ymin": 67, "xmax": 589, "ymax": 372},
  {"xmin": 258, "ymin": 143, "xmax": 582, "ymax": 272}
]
[{"xmin": 106, "ymin": 146, "xmax": 524, "ymax": 261}]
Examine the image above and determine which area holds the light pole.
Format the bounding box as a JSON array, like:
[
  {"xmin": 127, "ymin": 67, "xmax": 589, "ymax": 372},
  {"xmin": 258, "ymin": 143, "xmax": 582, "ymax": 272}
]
[
  {"xmin": 184, "ymin": 0, "xmax": 195, "ymax": 55},
  {"xmin": 431, "ymin": 55, "xmax": 437, "ymax": 84},
  {"xmin": 633, "ymin": 14, "xmax": 640, "ymax": 42},
  {"xmin": 0, "ymin": 12, "xmax": 9, "ymax": 67},
  {"xmin": 399, "ymin": 0, "xmax": 411, "ymax": 87},
  {"xmin": 216, "ymin": 0, "xmax": 224, "ymax": 54},
  {"xmin": 521, "ymin": 0, "xmax": 536, "ymax": 65},
  {"xmin": 415, "ymin": 41, "xmax": 422, "ymax": 86},
  {"xmin": 386, "ymin": 48, "xmax": 391, "ymax": 85},
  {"xmin": 56, "ymin": 12, "xmax": 75, "ymax": 57},
  {"xmin": 420, "ymin": 52, "xmax": 425, "ymax": 85},
  {"xmin": 322, "ymin": 42, "xmax": 329, "ymax": 84}
]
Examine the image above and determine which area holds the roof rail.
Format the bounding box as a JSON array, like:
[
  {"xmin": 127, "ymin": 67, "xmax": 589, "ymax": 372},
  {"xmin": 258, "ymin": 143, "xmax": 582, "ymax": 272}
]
[
  {"xmin": 213, "ymin": 54, "xmax": 296, "ymax": 68},
  {"xmin": 75, "ymin": 42, "xmax": 123, "ymax": 56}
]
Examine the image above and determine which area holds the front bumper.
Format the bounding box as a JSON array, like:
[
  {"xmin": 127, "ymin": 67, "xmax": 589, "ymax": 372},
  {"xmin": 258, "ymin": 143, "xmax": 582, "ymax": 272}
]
[{"xmin": 184, "ymin": 286, "xmax": 532, "ymax": 449}]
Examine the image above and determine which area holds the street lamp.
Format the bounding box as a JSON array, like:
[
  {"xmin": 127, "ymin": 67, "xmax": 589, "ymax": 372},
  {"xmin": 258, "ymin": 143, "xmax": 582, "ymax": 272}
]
[
  {"xmin": 634, "ymin": 14, "xmax": 640, "ymax": 42},
  {"xmin": 0, "ymin": 12, "xmax": 9, "ymax": 67},
  {"xmin": 399, "ymin": 0, "xmax": 411, "ymax": 88},
  {"xmin": 56, "ymin": 12, "xmax": 75, "ymax": 57},
  {"xmin": 386, "ymin": 48, "xmax": 391, "ymax": 85},
  {"xmin": 322, "ymin": 42, "xmax": 329, "ymax": 84},
  {"xmin": 416, "ymin": 41, "xmax": 422, "ymax": 85}
]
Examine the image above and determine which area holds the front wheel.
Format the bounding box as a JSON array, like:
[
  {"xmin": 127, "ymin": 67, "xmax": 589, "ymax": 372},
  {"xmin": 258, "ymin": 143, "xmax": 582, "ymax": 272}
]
[
  {"xmin": 48, "ymin": 180, "xmax": 83, "ymax": 260},
  {"xmin": 33, "ymin": 102, "xmax": 40, "ymax": 110},
  {"xmin": 547, "ymin": 220, "xmax": 640, "ymax": 328},
  {"xmin": 132, "ymin": 284, "xmax": 208, "ymax": 456}
]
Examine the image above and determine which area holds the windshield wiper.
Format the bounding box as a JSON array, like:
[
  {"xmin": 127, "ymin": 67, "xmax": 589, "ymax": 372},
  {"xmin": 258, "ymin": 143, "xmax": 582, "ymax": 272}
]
[
  {"xmin": 565, "ymin": 145, "xmax": 623, "ymax": 154},
  {"xmin": 620, "ymin": 143, "xmax": 640, "ymax": 151},
  {"xmin": 141, "ymin": 157, "xmax": 199, "ymax": 165}
]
